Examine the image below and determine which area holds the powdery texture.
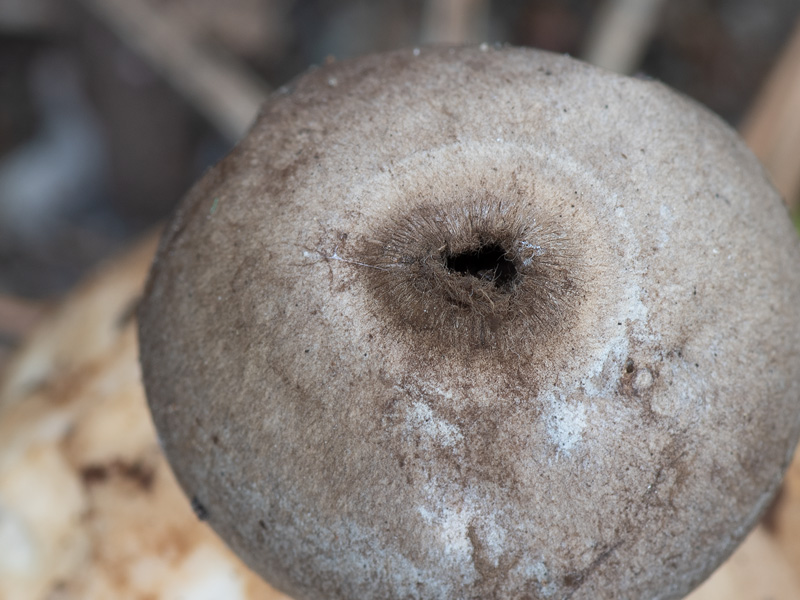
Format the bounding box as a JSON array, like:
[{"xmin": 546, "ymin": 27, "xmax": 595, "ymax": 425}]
[{"xmin": 139, "ymin": 47, "xmax": 800, "ymax": 599}]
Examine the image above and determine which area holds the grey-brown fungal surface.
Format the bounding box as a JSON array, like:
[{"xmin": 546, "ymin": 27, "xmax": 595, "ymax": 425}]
[{"xmin": 138, "ymin": 46, "xmax": 800, "ymax": 600}]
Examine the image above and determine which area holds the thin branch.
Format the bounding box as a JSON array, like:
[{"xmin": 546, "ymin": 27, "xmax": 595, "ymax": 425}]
[
  {"xmin": 420, "ymin": 0, "xmax": 489, "ymax": 45},
  {"xmin": 582, "ymin": 0, "xmax": 667, "ymax": 75},
  {"xmin": 740, "ymin": 19, "xmax": 800, "ymax": 209},
  {"xmin": 76, "ymin": 0, "xmax": 271, "ymax": 143}
]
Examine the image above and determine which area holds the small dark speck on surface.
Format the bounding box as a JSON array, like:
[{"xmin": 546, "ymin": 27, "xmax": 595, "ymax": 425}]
[{"xmin": 191, "ymin": 495, "xmax": 209, "ymax": 520}]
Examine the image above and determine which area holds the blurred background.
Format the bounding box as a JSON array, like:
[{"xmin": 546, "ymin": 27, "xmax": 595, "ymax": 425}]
[
  {"xmin": 0, "ymin": 0, "xmax": 799, "ymax": 364},
  {"xmin": 2, "ymin": 3, "xmax": 800, "ymax": 598}
]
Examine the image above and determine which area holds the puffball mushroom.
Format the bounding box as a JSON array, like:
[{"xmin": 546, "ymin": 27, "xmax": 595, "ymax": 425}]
[{"xmin": 138, "ymin": 46, "xmax": 800, "ymax": 600}]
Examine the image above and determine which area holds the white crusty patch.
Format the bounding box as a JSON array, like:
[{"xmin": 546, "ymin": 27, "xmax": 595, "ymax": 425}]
[
  {"xmin": 512, "ymin": 556, "xmax": 558, "ymax": 597},
  {"xmin": 416, "ymin": 476, "xmax": 476, "ymax": 558},
  {"xmin": 418, "ymin": 503, "xmax": 474, "ymax": 556},
  {"xmin": 658, "ymin": 204, "xmax": 675, "ymax": 249},
  {"xmin": 470, "ymin": 512, "xmax": 507, "ymax": 567},
  {"xmin": 416, "ymin": 481, "xmax": 509, "ymax": 568},
  {"xmin": 406, "ymin": 401, "xmax": 463, "ymax": 448},
  {"xmin": 544, "ymin": 393, "xmax": 588, "ymax": 455},
  {"xmin": 280, "ymin": 498, "xmax": 467, "ymax": 599}
]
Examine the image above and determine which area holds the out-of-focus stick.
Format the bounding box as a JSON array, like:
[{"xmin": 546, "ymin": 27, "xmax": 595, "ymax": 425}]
[
  {"xmin": 76, "ymin": 0, "xmax": 270, "ymax": 143},
  {"xmin": 582, "ymin": 0, "xmax": 667, "ymax": 74},
  {"xmin": 740, "ymin": 19, "xmax": 800, "ymax": 209},
  {"xmin": 420, "ymin": 0, "xmax": 489, "ymax": 45}
]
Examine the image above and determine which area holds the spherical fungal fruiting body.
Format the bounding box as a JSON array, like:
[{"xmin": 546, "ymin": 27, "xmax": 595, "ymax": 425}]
[{"xmin": 139, "ymin": 47, "xmax": 800, "ymax": 599}]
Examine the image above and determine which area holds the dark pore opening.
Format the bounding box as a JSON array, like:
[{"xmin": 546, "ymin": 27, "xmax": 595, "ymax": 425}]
[{"xmin": 445, "ymin": 243, "xmax": 517, "ymax": 289}]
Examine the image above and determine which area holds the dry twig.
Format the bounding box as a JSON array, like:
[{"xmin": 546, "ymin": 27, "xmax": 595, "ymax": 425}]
[
  {"xmin": 740, "ymin": 19, "xmax": 800, "ymax": 209},
  {"xmin": 76, "ymin": 0, "xmax": 270, "ymax": 142},
  {"xmin": 420, "ymin": 0, "xmax": 489, "ymax": 45},
  {"xmin": 582, "ymin": 0, "xmax": 667, "ymax": 74}
]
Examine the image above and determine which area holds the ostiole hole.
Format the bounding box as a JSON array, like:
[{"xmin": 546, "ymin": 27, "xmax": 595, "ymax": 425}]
[{"xmin": 444, "ymin": 243, "xmax": 517, "ymax": 289}]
